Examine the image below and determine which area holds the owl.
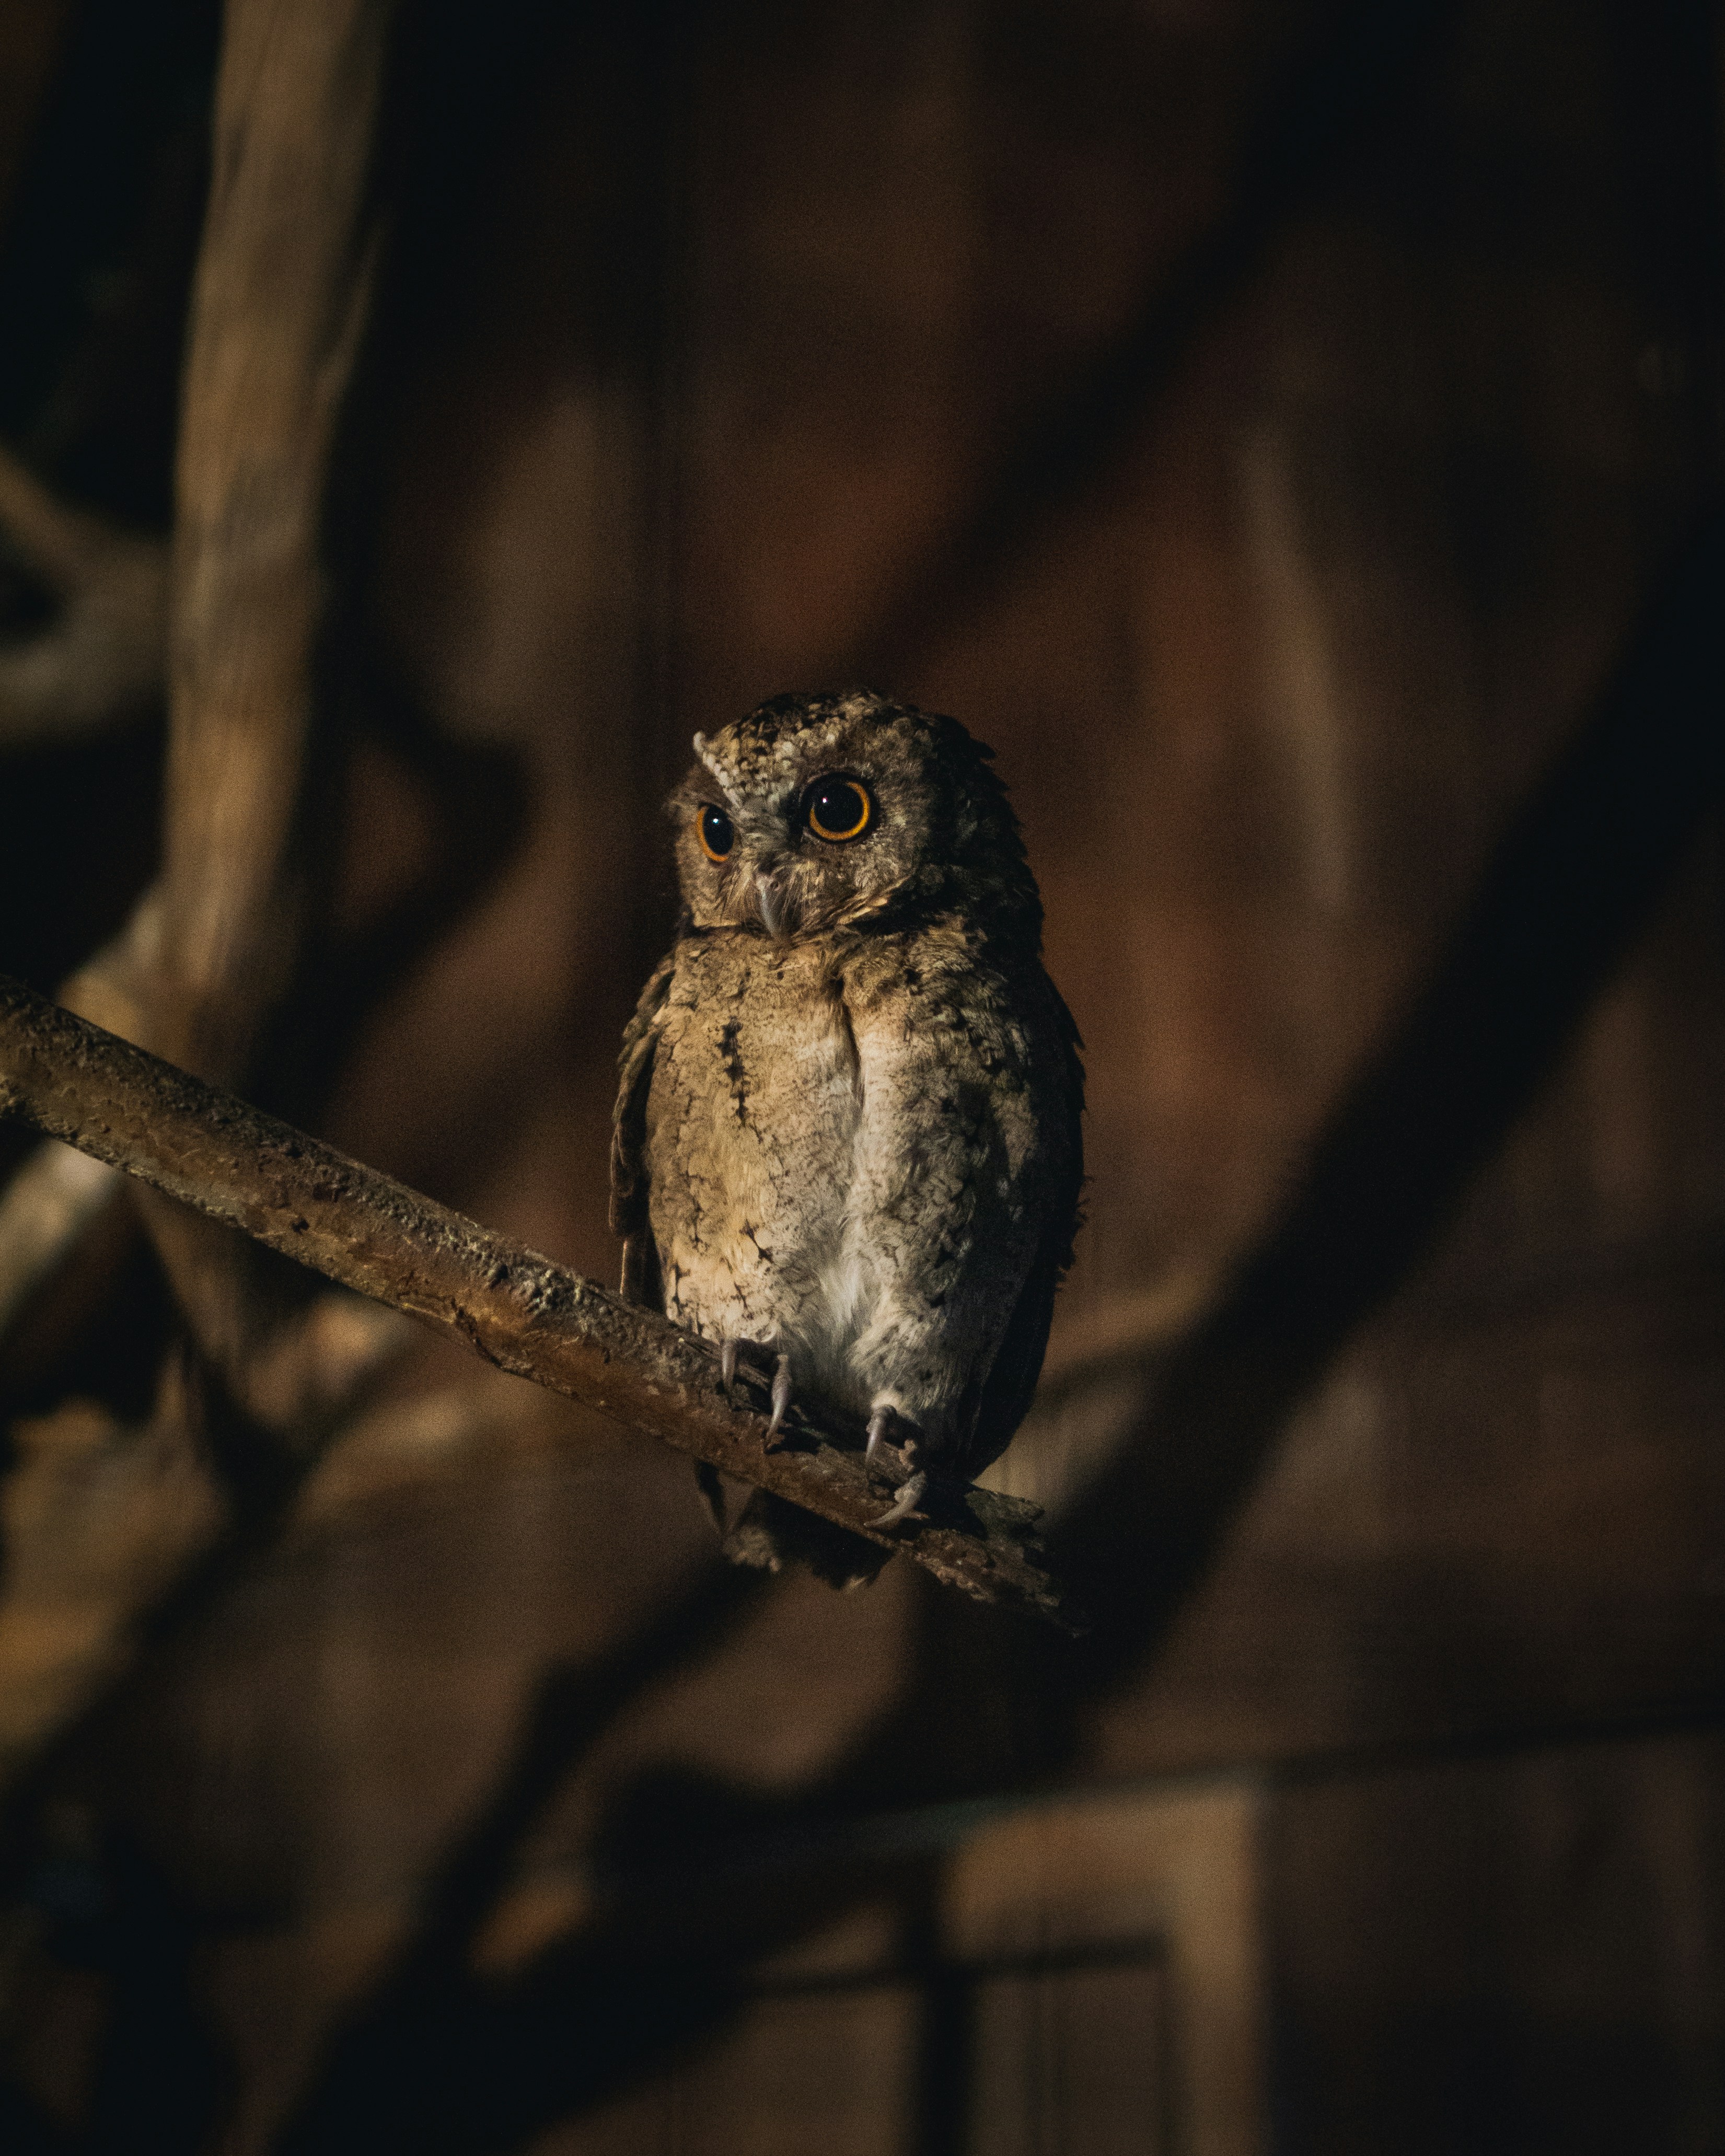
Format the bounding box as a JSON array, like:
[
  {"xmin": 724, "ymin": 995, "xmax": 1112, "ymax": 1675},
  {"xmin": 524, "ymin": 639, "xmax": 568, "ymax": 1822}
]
[{"xmin": 610, "ymin": 689, "xmax": 1083, "ymax": 1580}]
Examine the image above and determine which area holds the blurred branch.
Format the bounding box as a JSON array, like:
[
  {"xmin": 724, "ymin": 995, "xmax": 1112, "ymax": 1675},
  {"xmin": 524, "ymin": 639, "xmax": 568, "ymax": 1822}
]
[
  {"xmin": 0, "ymin": 5, "xmax": 471, "ymax": 1809},
  {"xmin": 84, "ymin": 0, "xmax": 404, "ymax": 1444},
  {"xmin": 0, "ymin": 0, "xmax": 407, "ymax": 1406},
  {"xmin": 152, "ymin": 0, "xmax": 397, "ymax": 1084},
  {"xmin": 0, "ymin": 0, "xmax": 402, "ymax": 1296},
  {"xmin": 0, "ymin": 975, "xmax": 1068, "ymax": 1627},
  {"xmin": 0, "ymin": 440, "xmax": 166, "ymax": 745},
  {"xmin": 0, "ymin": 1381, "xmax": 219, "ymax": 1791},
  {"xmin": 0, "ymin": 1143, "xmax": 118, "ymax": 1343}
]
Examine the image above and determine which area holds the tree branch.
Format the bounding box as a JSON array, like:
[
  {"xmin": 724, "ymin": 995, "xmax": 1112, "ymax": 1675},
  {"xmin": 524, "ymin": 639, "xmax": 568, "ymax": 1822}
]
[{"xmin": 0, "ymin": 973, "xmax": 1068, "ymax": 1628}]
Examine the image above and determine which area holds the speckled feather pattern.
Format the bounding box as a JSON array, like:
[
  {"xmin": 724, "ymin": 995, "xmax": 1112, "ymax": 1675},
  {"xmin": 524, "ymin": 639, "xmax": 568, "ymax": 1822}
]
[{"xmin": 612, "ymin": 691, "xmax": 1083, "ymax": 1488}]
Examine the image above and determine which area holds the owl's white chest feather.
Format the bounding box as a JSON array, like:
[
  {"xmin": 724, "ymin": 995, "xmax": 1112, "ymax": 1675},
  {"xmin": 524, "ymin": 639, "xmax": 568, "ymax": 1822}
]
[
  {"xmin": 649, "ymin": 955, "xmax": 886, "ymax": 1415},
  {"xmin": 756, "ymin": 1009, "xmax": 884, "ymax": 1409}
]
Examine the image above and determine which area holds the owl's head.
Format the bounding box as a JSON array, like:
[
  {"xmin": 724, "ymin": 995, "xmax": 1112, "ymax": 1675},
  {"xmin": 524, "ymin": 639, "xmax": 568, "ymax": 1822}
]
[{"xmin": 667, "ymin": 690, "xmax": 1040, "ymax": 942}]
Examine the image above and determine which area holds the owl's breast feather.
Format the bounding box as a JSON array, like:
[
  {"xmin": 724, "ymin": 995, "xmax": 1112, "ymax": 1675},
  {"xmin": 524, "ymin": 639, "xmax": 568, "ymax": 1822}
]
[
  {"xmin": 647, "ymin": 941, "xmax": 873, "ymax": 1394},
  {"xmin": 646, "ymin": 927, "xmax": 1063, "ymax": 1449}
]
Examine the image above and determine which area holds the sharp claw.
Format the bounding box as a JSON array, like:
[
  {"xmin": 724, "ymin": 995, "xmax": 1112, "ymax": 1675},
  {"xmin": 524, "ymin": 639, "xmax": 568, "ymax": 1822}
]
[
  {"xmin": 720, "ymin": 1338, "xmax": 737, "ymax": 1392},
  {"xmin": 767, "ymin": 1354, "xmax": 792, "ymax": 1444},
  {"xmin": 868, "ymin": 1470, "xmax": 927, "ymax": 1531},
  {"xmin": 865, "ymin": 1407, "xmax": 892, "ymax": 1468}
]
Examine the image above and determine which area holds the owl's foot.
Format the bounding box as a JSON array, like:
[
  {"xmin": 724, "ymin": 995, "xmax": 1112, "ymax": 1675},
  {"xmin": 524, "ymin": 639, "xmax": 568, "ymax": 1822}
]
[
  {"xmin": 711, "ymin": 1337, "xmax": 792, "ymax": 1444},
  {"xmin": 766, "ymin": 1353, "xmax": 793, "ymax": 1445},
  {"xmin": 869, "ymin": 1470, "xmax": 928, "ymax": 1531},
  {"xmin": 865, "ymin": 1403, "xmax": 920, "ymax": 1476},
  {"xmin": 864, "ymin": 1405, "xmax": 925, "ymax": 1524}
]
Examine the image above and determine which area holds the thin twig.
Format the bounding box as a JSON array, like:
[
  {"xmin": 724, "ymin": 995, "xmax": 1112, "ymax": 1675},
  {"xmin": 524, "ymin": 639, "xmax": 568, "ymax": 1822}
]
[{"xmin": 0, "ymin": 974, "xmax": 1068, "ymax": 1627}]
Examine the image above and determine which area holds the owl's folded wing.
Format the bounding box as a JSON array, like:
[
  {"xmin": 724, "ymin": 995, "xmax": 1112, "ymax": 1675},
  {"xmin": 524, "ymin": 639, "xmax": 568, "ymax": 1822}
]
[
  {"xmin": 609, "ymin": 948, "xmax": 676, "ymax": 1307},
  {"xmin": 846, "ymin": 959, "xmax": 1084, "ymax": 1477},
  {"xmin": 960, "ymin": 980, "xmax": 1085, "ymax": 1477}
]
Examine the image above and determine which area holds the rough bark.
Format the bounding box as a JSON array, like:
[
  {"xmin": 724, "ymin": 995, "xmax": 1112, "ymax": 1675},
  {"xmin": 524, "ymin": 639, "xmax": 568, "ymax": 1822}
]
[{"xmin": 0, "ymin": 974, "xmax": 1068, "ymax": 1627}]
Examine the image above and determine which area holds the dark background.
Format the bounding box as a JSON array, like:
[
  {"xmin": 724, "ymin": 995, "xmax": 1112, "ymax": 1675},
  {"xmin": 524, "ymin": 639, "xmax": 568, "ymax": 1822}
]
[{"xmin": 1, "ymin": 0, "xmax": 1723, "ymax": 2149}]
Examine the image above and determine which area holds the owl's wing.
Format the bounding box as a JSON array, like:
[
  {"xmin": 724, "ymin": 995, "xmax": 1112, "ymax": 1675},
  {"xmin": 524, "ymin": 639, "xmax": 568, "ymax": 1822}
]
[
  {"xmin": 957, "ymin": 981, "xmax": 1085, "ymax": 1479},
  {"xmin": 846, "ymin": 952, "xmax": 1084, "ymax": 1485},
  {"xmin": 609, "ymin": 949, "xmax": 676, "ymax": 1309}
]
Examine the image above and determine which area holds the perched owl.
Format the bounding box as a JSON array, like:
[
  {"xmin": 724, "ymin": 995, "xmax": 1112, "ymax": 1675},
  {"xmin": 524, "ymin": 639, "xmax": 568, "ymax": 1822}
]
[{"xmin": 610, "ymin": 689, "xmax": 1083, "ymax": 1581}]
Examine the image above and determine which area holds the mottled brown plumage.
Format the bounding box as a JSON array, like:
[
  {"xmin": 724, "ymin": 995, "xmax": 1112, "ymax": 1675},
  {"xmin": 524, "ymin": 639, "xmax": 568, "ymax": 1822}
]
[{"xmin": 611, "ymin": 690, "xmax": 1083, "ymax": 1579}]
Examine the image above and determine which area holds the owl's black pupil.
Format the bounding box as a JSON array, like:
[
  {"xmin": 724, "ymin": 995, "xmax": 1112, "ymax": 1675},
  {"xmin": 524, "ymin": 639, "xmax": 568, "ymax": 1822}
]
[
  {"xmin": 809, "ymin": 780, "xmax": 867, "ymax": 837},
  {"xmin": 702, "ymin": 806, "xmax": 734, "ymax": 857}
]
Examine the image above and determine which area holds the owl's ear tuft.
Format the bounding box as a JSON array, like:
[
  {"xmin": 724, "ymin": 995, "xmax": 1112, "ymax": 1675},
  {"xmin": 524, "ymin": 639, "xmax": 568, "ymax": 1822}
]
[{"xmin": 691, "ymin": 733, "xmax": 742, "ymax": 805}]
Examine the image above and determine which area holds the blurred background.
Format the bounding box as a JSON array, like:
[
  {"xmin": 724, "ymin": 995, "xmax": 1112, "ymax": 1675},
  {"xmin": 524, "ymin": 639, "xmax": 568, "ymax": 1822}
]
[{"xmin": 0, "ymin": 0, "xmax": 1722, "ymax": 2149}]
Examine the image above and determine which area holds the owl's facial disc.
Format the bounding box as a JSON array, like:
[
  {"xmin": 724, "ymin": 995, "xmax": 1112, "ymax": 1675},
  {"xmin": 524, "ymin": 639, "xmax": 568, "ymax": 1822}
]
[
  {"xmin": 674, "ymin": 694, "xmax": 1011, "ymax": 938},
  {"xmin": 683, "ymin": 770, "xmax": 884, "ymax": 936},
  {"xmin": 685, "ymin": 795, "xmax": 799, "ymax": 934}
]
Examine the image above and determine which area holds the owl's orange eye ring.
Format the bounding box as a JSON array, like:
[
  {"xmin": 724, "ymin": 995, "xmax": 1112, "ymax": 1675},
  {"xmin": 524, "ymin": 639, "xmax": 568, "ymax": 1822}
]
[
  {"xmin": 698, "ymin": 805, "xmax": 735, "ymax": 862},
  {"xmin": 803, "ymin": 774, "xmax": 873, "ymax": 843}
]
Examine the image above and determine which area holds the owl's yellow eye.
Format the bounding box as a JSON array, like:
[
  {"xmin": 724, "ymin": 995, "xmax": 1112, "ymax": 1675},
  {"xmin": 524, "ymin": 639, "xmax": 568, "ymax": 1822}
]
[
  {"xmin": 698, "ymin": 805, "xmax": 734, "ymax": 862},
  {"xmin": 804, "ymin": 775, "xmax": 873, "ymax": 843}
]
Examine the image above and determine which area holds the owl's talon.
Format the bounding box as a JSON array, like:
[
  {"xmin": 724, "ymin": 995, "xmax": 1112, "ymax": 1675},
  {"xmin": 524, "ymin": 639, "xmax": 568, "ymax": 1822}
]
[
  {"xmin": 865, "ymin": 1407, "xmax": 893, "ymax": 1469},
  {"xmin": 720, "ymin": 1338, "xmax": 738, "ymax": 1393},
  {"xmin": 766, "ymin": 1353, "xmax": 793, "ymax": 1444},
  {"xmin": 868, "ymin": 1470, "xmax": 927, "ymax": 1531}
]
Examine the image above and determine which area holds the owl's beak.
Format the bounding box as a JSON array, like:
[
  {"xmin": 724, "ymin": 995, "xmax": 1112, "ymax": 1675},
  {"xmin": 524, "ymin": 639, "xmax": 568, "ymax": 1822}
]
[{"xmin": 755, "ymin": 870, "xmax": 785, "ymax": 937}]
